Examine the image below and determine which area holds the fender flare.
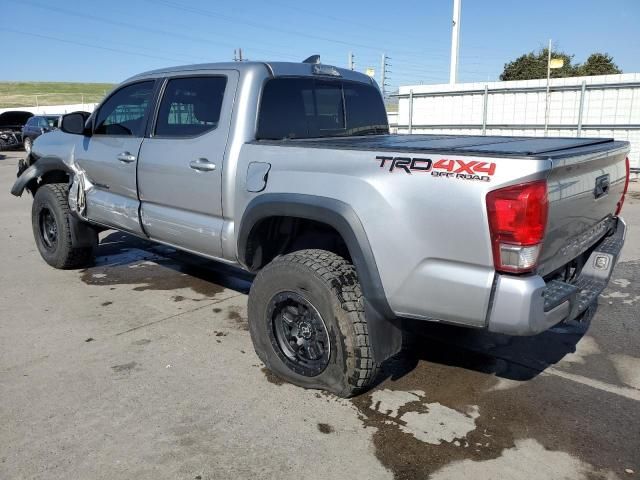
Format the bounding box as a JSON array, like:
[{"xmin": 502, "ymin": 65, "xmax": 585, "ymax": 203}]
[
  {"xmin": 10, "ymin": 156, "xmax": 96, "ymax": 248},
  {"xmin": 10, "ymin": 156, "xmax": 73, "ymax": 197},
  {"xmin": 238, "ymin": 193, "xmax": 402, "ymax": 362}
]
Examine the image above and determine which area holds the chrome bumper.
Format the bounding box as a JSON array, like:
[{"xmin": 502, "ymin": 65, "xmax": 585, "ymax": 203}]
[{"xmin": 487, "ymin": 217, "xmax": 626, "ymax": 336}]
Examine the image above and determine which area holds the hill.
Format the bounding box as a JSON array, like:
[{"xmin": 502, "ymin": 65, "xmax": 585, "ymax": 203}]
[{"xmin": 0, "ymin": 82, "xmax": 114, "ymax": 108}]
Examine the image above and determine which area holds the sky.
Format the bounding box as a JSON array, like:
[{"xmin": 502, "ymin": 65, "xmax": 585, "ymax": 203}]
[{"xmin": 1, "ymin": 0, "xmax": 639, "ymax": 89}]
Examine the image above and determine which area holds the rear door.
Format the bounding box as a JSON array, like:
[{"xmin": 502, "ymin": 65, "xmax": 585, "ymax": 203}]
[
  {"xmin": 137, "ymin": 71, "xmax": 238, "ymax": 258},
  {"xmin": 75, "ymin": 80, "xmax": 156, "ymax": 235}
]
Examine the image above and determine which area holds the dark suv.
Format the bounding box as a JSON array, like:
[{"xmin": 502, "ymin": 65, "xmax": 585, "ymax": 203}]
[{"xmin": 21, "ymin": 115, "xmax": 62, "ymax": 153}]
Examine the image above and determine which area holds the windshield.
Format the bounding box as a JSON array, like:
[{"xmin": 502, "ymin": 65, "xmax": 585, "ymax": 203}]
[{"xmin": 257, "ymin": 77, "xmax": 389, "ymax": 140}]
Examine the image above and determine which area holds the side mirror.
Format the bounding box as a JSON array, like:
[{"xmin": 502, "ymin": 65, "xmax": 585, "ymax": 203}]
[{"xmin": 60, "ymin": 112, "xmax": 91, "ymax": 136}]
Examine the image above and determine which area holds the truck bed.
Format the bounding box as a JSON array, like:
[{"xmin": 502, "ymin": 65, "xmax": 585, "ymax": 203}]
[{"xmin": 255, "ymin": 134, "xmax": 627, "ymax": 159}]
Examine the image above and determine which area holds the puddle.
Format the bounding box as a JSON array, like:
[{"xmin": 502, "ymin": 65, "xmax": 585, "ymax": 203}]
[
  {"xmin": 80, "ymin": 231, "xmax": 253, "ymax": 297},
  {"xmin": 350, "ymin": 310, "xmax": 639, "ymax": 479},
  {"xmin": 81, "ymin": 253, "xmax": 225, "ymax": 297},
  {"xmin": 370, "ymin": 389, "xmax": 480, "ymax": 445},
  {"xmin": 429, "ymin": 439, "xmax": 601, "ymax": 480}
]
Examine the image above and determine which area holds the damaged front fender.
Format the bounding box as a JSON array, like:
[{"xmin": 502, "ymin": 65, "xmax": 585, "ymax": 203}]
[
  {"xmin": 68, "ymin": 169, "xmax": 94, "ymax": 219},
  {"xmin": 10, "ymin": 156, "xmax": 74, "ymax": 197}
]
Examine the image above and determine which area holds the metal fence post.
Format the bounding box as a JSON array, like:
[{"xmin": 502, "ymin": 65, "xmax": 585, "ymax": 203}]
[
  {"xmin": 408, "ymin": 90, "xmax": 414, "ymax": 134},
  {"xmin": 35, "ymin": 95, "xmax": 38, "ymax": 108},
  {"xmin": 482, "ymin": 84, "xmax": 488, "ymax": 135},
  {"xmin": 576, "ymin": 80, "xmax": 586, "ymax": 137}
]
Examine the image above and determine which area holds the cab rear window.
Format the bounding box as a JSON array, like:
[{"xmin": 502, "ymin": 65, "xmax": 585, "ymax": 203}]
[{"xmin": 257, "ymin": 77, "xmax": 388, "ymax": 140}]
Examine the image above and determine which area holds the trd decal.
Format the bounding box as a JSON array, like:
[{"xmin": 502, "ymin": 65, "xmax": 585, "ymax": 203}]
[
  {"xmin": 376, "ymin": 156, "xmax": 432, "ymax": 173},
  {"xmin": 375, "ymin": 156, "xmax": 496, "ymax": 182}
]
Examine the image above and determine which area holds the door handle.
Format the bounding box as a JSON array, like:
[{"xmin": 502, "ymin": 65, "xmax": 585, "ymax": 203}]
[
  {"xmin": 117, "ymin": 152, "xmax": 136, "ymax": 163},
  {"xmin": 189, "ymin": 158, "xmax": 216, "ymax": 172}
]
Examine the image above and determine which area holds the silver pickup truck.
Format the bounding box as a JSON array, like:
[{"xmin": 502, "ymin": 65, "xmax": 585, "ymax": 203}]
[{"xmin": 11, "ymin": 59, "xmax": 630, "ymax": 397}]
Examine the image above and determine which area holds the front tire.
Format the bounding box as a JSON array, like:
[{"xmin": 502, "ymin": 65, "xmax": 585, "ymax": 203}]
[
  {"xmin": 31, "ymin": 183, "xmax": 96, "ymax": 269},
  {"xmin": 248, "ymin": 249, "xmax": 379, "ymax": 397}
]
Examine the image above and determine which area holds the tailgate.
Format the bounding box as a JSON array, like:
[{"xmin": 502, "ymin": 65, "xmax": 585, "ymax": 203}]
[{"xmin": 538, "ymin": 146, "xmax": 629, "ymax": 277}]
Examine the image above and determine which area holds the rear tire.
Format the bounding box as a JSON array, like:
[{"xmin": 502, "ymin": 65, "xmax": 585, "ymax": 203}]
[
  {"xmin": 31, "ymin": 183, "xmax": 96, "ymax": 269},
  {"xmin": 248, "ymin": 249, "xmax": 379, "ymax": 397}
]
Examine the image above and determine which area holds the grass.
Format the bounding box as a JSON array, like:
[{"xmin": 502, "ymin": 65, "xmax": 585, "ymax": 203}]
[{"xmin": 0, "ymin": 82, "xmax": 115, "ymax": 108}]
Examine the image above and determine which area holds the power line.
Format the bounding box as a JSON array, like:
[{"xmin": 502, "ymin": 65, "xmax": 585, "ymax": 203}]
[
  {"xmin": 14, "ymin": 0, "xmax": 505, "ymax": 85},
  {"xmin": 147, "ymin": 0, "xmax": 511, "ymax": 62},
  {"xmin": 3, "ymin": 28, "xmax": 192, "ymax": 64},
  {"xmin": 15, "ymin": 0, "xmax": 298, "ymax": 61},
  {"xmin": 267, "ymin": 0, "xmax": 520, "ymax": 55}
]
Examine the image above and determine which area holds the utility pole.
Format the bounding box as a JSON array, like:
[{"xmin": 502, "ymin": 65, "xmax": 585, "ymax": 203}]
[
  {"xmin": 449, "ymin": 0, "xmax": 461, "ymax": 84},
  {"xmin": 348, "ymin": 51, "xmax": 355, "ymax": 70},
  {"xmin": 544, "ymin": 38, "xmax": 553, "ymax": 136},
  {"xmin": 381, "ymin": 53, "xmax": 391, "ymax": 98}
]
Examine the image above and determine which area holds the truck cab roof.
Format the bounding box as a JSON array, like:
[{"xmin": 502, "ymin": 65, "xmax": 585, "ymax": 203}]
[{"xmin": 125, "ymin": 61, "xmax": 377, "ymax": 86}]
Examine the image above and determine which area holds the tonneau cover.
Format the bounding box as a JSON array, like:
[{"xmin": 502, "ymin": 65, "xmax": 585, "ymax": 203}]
[{"xmin": 255, "ymin": 134, "xmax": 627, "ymax": 159}]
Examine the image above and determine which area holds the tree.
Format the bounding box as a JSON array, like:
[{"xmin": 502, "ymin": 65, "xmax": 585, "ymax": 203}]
[
  {"xmin": 576, "ymin": 53, "xmax": 622, "ymax": 76},
  {"xmin": 499, "ymin": 48, "xmax": 622, "ymax": 81}
]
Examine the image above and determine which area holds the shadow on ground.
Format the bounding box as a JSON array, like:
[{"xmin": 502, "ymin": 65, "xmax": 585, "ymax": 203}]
[
  {"xmin": 82, "ymin": 231, "xmax": 253, "ymax": 295},
  {"xmin": 380, "ymin": 313, "xmax": 591, "ymax": 386},
  {"xmin": 92, "ymin": 231, "xmax": 588, "ymax": 383}
]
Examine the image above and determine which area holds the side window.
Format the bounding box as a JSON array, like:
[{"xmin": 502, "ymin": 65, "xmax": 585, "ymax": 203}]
[
  {"xmin": 26, "ymin": 118, "xmax": 36, "ymax": 127},
  {"xmin": 154, "ymin": 76, "xmax": 227, "ymax": 138},
  {"xmin": 94, "ymin": 81, "xmax": 154, "ymax": 136},
  {"xmin": 37, "ymin": 117, "xmax": 49, "ymax": 128}
]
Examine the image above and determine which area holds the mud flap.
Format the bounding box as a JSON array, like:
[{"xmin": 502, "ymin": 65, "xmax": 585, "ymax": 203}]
[
  {"xmin": 68, "ymin": 215, "xmax": 98, "ymax": 248},
  {"xmin": 365, "ymin": 300, "xmax": 403, "ymax": 363}
]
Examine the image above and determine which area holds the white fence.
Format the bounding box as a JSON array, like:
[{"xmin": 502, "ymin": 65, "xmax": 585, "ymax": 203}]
[
  {"xmin": 392, "ymin": 73, "xmax": 640, "ymax": 171},
  {"xmin": 0, "ymin": 103, "xmax": 98, "ymax": 115}
]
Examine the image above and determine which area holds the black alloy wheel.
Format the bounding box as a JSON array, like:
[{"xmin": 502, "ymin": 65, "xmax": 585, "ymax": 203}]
[{"xmin": 267, "ymin": 291, "xmax": 331, "ymax": 376}]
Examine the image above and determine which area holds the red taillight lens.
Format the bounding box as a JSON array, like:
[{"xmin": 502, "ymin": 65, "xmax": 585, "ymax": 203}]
[
  {"xmin": 486, "ymin": 180, "xmax": 548, "ymax": 273},
  {"xmin": 615, "ymin": 157, "xmax": 630, "ymax": 216}
]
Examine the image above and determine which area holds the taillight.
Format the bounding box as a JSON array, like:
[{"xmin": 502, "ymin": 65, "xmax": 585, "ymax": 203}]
[
  {"xmin": 486, "ymin": 180, "xmax": 548, "ymax": 273},
  {"xmin": 615, "ymin": 157, "xmax": 630, "ymax": 216}
]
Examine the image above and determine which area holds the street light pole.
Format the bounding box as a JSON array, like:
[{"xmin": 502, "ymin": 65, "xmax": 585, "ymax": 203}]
[{"xmin": 449, "ymin": 0, "xmax": 461, "ymax": 84}]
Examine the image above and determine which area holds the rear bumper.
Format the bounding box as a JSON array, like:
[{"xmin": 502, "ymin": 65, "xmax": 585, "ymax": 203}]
[{"xmin": 487, "ymin": 217, "xmax": 626, "ymax": 336}]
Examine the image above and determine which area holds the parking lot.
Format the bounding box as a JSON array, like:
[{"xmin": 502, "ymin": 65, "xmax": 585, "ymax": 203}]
[{"xmin": 0, "ymin": 149, "xmax": 639, "ymax": 480}]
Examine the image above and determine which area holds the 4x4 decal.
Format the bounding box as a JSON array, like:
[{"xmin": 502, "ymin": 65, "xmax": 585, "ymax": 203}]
[{"xmin": 375, "ymin": 156, "xmax": 496, "ymax": 181}]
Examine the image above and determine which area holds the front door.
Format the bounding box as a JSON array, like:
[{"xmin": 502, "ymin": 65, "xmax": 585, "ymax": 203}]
[
  {"xmin": 75, "ymin": 80, "xmax": 156, "ymax": 235},
  {"xmin": 137, "ymin": 72, "xmax": 238, "ymax": 258}
]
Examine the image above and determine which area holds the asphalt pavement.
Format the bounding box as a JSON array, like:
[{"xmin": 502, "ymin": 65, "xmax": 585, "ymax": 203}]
[{"xmin": 1, "ymin": 150, "xmax": 638, "ymax": 480}]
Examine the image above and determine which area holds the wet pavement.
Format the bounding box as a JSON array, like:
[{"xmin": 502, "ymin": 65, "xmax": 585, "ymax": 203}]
[{"xmin": 1, "ymin": 150, "xmax": 639, "ymax": 479}]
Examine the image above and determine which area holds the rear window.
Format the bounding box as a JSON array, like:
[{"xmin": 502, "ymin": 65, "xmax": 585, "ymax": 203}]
[{"xmin": 257, "ymin": 77, "xmax": 388, "ymax": 140}]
